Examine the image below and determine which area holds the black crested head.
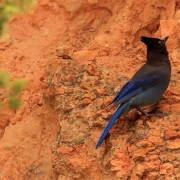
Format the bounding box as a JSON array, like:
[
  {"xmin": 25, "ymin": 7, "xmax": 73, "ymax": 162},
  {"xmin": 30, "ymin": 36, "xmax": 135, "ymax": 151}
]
[{"xmin": 140, "ymin": 36, "xmax": 169, "ymax": 55}]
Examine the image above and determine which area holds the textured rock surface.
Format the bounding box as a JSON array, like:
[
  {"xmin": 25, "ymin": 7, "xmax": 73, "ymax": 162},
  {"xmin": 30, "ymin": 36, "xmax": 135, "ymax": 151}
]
[{"xmin": 0, "ymin": 0, "xmax": 180, "ymax": 179}]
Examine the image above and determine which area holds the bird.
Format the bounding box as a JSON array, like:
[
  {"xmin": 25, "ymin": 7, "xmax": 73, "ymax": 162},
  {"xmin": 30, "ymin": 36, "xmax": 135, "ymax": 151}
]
[{"xmin": 95, "ymin": 36, "xmax": 171, "ymax": 149}]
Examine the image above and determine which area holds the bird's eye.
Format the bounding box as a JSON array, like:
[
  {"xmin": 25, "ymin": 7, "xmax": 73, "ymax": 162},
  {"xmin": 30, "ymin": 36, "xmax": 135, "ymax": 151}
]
[{"xmin": 158, "ymin": 40, "xmax": 163, "ymax": 46}]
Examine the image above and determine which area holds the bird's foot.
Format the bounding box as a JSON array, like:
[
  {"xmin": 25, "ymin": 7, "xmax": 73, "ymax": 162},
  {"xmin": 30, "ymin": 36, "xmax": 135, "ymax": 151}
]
[
  {"xmin": 135, "ymin": 105, "xmax": 163, "ymax": 118},
  {"xmin": 145, "ymin": 113, "xmax": 163, "ymax": 118}
]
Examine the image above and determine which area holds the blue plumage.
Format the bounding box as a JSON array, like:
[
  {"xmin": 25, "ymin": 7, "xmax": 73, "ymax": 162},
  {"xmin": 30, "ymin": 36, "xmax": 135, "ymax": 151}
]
[
  {"xmin": 96, "ymin": 103, "xmax": 127, "ymax": 149},
  {"xmin": 95, "ymin": 36, "xmax": 171, "ymax": 149},
  {"xmin": 111, "ymin": 73, "xmax": 162, "ymax": 109}
]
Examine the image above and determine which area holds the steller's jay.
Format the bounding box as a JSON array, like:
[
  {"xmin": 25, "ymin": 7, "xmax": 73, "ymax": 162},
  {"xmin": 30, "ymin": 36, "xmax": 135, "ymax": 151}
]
[{"xmin": 96, "ymin": 36, "xmax": 171, "ymax": 149}]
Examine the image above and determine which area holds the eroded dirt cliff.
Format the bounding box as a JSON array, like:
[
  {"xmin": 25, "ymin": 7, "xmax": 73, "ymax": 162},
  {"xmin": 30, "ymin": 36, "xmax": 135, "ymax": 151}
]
[{"xmin": 0, "ymin": 0, "xmax": 180, "ymax": 179}]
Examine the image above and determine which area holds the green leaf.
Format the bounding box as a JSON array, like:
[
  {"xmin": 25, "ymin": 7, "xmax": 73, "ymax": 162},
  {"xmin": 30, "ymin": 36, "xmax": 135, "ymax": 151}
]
[
  {"xmin": 0, "ymin": 72, "xmax": 9, "ymax": 88},
  {"xmin": 11, "ymin": 79, "xmax": 27, "ymax": 94},
  {"xmin": 0, "ymin": 0, "xmax": 36, "ymax": 37},
  {"xmin": 8, "ymin": 96, "xmax": 21, "ymax": 110}
]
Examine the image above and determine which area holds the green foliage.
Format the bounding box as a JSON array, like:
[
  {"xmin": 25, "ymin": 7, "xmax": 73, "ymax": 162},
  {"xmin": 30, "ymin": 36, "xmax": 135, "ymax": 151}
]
[
  {"xmin": 0, "ymin": 1, "xmax": 34, "ymax": 109},
  {"xmin": 0, "ymin": 72, "xmax": 27, "ymax": 110},
  {"xmin": 0, "ymin": 0, "xmax": 36, "ymax": 37},
  {"xmin": 11, "ymin": 79, "xmax": 27, "ymax": 95},
  {"xmin": 0, "ymin": 72, "xmax": 9, "ymax": 87},
  {"xmin": 8, "ymin": 96, "xmax": 21, "ymax": 109},
  {"xmin": 0, "ymin": 0, "xmax": 35, "ymax": 109}
]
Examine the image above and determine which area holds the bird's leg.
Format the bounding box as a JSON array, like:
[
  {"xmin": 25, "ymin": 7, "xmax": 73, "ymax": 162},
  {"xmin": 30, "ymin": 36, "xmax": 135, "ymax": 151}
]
[
  {"xmin": 135, "ymin": 105, "xmax": 163, "ymax": 118},
  {"xmin": 135, "ymin": 106, "xmax": 151, "ymax": 116}
]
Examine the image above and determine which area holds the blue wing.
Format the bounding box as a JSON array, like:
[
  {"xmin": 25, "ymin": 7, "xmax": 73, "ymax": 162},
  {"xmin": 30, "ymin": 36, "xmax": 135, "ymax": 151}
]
[{"xmin": 110, "ymin": 73, "xmax": 162, "ymax": 109}]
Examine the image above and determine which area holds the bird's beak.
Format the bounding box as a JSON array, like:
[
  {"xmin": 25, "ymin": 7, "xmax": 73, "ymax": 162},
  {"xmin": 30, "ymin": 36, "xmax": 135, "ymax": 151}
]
[
  {"xmin": 160, "ymin": 36, "xmax": 169, "ymax": 46},
  {"xmin": 162, "ymin": 36, "xmax": 169, "ymax": 42}
]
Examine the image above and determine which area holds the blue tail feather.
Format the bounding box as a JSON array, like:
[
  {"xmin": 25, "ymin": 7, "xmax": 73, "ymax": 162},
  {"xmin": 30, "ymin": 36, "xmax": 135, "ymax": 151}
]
[{"xmin": 95, "ymin": 103, "xmax": 127, "ymax": 149}]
